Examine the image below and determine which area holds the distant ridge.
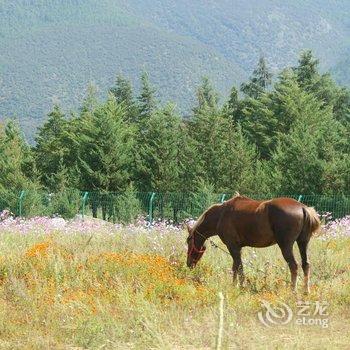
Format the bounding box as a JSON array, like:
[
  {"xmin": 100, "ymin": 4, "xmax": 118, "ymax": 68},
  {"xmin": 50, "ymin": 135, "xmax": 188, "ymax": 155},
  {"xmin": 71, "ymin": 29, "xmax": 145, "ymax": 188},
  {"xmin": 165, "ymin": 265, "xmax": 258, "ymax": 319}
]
[{"xmin": 0, "ymin": 0, "xmax": 349, "ymax": 139}]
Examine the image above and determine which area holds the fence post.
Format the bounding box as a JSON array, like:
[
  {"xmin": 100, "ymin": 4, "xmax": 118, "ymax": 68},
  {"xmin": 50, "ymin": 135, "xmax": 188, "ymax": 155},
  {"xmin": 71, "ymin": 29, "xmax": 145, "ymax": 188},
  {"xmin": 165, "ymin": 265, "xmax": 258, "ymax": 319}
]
[
  {"xmin": 216, "ymin": 292, "xmax": 225, "ymax": 350},
  {"xmin": 18, "ymin": 190, "xmax": 25, "ymax": 217},
  {"xmin": 148, "ymin": 192, "xmax": 156, "ymax": 224},
  {"xmin": 298, "ymin": 195, "xmax": 303, "ymax": 202},
  {"xmin": 81, "ymin": 192, "xmax": 89, "ymax": 220},
  {"xmin": 220, "ymin": 194, "xmax": 226, "ymax": 203}
]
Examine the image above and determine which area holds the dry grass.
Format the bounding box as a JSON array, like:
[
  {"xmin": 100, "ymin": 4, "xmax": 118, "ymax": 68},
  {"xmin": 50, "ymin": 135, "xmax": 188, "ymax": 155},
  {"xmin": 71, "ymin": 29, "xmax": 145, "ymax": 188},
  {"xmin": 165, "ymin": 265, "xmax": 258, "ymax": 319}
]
[{"xmin": 0, "ymin": 228, "xmax": 349, "ymax": 349}]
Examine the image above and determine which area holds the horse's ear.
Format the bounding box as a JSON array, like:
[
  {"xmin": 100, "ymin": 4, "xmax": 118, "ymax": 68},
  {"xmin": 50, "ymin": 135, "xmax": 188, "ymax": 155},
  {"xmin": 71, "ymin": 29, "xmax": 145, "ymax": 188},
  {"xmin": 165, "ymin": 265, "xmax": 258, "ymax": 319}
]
[{"xmin": 185, "ymin": 223, "xmax": 192, "ymax": 232}]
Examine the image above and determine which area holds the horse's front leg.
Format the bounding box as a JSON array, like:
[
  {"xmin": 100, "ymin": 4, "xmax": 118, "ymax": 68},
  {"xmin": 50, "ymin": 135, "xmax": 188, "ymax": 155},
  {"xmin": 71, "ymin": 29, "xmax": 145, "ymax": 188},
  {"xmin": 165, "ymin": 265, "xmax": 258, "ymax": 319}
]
[{"xmin": 228, "ymin": 245, "xmax": 244, "ymax": 287}]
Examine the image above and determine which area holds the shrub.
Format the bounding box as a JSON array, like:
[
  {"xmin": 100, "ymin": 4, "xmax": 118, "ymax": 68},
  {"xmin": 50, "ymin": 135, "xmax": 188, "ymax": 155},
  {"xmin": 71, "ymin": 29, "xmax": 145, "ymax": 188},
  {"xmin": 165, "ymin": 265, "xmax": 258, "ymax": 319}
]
[
  {"xmin": 114, "ymin": 184, "xmax": 142, "ymax": 224},
  {"xmin": 190, "ymin": 180, "xmax": 217, "ymax": 218},
  {"xmin": 49, "ymin": 188, "xmax": 81, "ymax": 219}
]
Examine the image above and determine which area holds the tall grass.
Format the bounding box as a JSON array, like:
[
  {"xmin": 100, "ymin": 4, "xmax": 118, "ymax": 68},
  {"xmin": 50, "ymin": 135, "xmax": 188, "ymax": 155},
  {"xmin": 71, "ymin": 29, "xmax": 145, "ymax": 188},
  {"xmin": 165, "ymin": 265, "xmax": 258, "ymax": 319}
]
[{"xmin": 0, "ymin": 218, "xmax": 349, "ymax": 349}]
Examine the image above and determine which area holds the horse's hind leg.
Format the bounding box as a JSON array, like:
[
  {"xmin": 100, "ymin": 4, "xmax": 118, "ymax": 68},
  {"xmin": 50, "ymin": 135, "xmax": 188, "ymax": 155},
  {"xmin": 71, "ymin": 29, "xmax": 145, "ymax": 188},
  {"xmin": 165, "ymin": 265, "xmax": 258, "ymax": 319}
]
[
  {"xmin": 278, "ymin": 243, "xmax": 298, "ymax": 292},
  {"xmin": 297, "ymin": 238, "xmax": 311, "ymax": 294},
  {"xmin": 228, "ymin": 245, "xmax": 244, "ymax": 287}
]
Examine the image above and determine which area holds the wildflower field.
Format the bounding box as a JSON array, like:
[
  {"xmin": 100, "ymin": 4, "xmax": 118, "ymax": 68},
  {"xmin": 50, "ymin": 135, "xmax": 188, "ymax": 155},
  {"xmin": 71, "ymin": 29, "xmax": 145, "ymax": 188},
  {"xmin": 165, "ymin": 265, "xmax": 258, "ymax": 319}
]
[{"xmin": 0, "ymin": 214, "xmax": 349, "ymax": 349}]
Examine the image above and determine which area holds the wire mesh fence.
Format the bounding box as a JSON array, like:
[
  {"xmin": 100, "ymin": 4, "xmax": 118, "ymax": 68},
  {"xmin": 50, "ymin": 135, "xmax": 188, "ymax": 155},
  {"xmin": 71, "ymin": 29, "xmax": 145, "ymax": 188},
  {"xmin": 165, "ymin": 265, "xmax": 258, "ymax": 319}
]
[{"xmin": 1, "ymin": 190, "xmax": 349, "ymax": 223}]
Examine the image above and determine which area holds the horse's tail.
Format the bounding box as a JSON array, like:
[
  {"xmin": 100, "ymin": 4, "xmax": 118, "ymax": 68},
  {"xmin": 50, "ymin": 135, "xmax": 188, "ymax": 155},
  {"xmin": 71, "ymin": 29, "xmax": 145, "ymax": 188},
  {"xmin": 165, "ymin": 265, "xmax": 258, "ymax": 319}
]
[{"xmin": 302, "ymin": 206, "xmax": 321, "ymax": 237}]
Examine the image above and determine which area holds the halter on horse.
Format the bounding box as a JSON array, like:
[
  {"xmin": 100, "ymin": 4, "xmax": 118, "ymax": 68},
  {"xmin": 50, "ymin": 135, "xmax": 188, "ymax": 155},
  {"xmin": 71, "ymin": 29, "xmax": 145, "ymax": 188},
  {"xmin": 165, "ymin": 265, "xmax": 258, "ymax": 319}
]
[{"xmin": 187, "ymin": 230, "xmax": 206, "ymax": 267}]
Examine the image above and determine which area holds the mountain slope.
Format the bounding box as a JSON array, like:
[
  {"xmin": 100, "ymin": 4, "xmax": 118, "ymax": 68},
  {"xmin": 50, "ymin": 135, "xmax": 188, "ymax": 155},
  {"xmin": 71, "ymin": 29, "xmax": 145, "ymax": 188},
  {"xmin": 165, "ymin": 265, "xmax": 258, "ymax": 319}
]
[
  {"xmin": 1, "ymin": 23, "xmax": 244, "ymax": 135},
  {"xmin": 0, "ymin": 0, "xmax": 349, "ymax": 140},
  {"xmin": 122, "ymin": 0, "xmax": 350, "ymax": 70}
]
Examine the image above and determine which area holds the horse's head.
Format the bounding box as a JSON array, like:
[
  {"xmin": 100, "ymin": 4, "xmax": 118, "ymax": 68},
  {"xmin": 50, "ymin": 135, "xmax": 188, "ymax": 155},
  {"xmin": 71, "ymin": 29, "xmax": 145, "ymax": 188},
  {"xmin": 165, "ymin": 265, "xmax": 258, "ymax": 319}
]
[{"xmin": 186, "ymin": 223, "xmax": 206, "ymax": 268}]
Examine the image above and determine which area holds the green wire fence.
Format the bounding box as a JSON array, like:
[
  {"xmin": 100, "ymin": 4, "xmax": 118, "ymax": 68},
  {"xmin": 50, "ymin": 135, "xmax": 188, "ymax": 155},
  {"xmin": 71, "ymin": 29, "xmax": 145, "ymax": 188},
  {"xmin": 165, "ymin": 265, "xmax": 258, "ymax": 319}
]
[{"xmin": 2, "ymin": 190, "xmax": 349, "ymax": 223}]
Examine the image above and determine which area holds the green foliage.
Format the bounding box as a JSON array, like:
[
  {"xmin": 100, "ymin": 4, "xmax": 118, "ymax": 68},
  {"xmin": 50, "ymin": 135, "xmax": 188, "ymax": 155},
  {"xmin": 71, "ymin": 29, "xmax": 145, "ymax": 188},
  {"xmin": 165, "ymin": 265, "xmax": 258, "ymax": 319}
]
[
  {"xmin": 217, "ymin": 124, "xmax": 260, "ymax": 194},
  {"xmin": 294, "ymin": 50, "xmax": 319, "ymax": 88},
  {"xmin": 190, "ymin": 181, "xmax": 217, "ymax": 218},
  {"xmin": 34, "ymin": 105, "xmax": 69, "ymax": 189},
  {"xmin": 0, "ymin": 50, "xmax": 349, "ymax": 221},
  {"xmin": 136, "ymin": 103, "xmax": 194, "ymax": 192},
  {"xmin": 0, "ymin": 121, "xmax": 38, "ymax": 213},
  {"xmin": 20, "ymin": 190, "xmax": 51, "ymax": 218},
  {"xmin": 241, "ymin": 57, "xmax": 272, "ymax": 98},
  {"xmin": 193, "ymin": 77, "xmax": 219, "ymax": 113},
  {"xmin": 137, "ymin": 72, "xmax": 158, "ymax": 121},
  {"xmin": 190, "ymin": 91, "xmax": 259, "ymax": 193},
  {"xmin": 270, "ymin": 98, "xmax": 347, "ymax": 194},
  {"xmin": 223, "ymin": 86, "xmax": 239, "ymax": 117},
  {"xmin": 240, "ymin": 93, "xmax": 277, "ymax": 159},
  {"xmin": 271, "ymin": 122, "xmax": 324, "ymax": 194},
  {"xmin": 294, "ymin": 50, "xmax": 350, "ymax": 126},
  {"xmin": 49, "ymin": 189, "xmax": 82, "ymax": 219},
  {"xmin": 76, "ymin": 95, "xmax": 135, "ymax": 192},
  {"xmin": 109, "ymin": 75, "xmax": 138, "ymax": 123},
  {"xmin": 241, "ymin": 66, "xmax": 349, "ymax": 167},
  {"xmin": 114, "ymin": 184, "xmax": 142, "ymax": 224}
]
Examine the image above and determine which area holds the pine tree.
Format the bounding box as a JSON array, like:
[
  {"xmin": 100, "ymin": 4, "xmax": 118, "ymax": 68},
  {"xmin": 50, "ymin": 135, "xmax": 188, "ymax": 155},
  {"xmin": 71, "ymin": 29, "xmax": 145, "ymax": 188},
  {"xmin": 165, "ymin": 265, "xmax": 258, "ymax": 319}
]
[
  {"xmin": 0, "ymin": 120, "xmax": 36, "ymax": 212},
  {"xmin": 241, "ymin": 56, "xmax": 272, "ymax": 98},
  {"xmin": 241, "ymin": 69, "xmax": 345, "ymax": 160},
  {"xmin": 138, "ymin": 71, "xmax": 157, "ymax": 121},
  {"xmin": 189, "ymin": 107, "xmax": 222, "ymax": 188},
  {"xmin": 322, "ymin": 153, "xmax": 350, "ymax": 194},
  {"xmin": 240, "ymin": 93, "xmax": 276, "ymax": 159},
  {"xmin": 294, "ymin": 50, "xmax": 319, "ymax": 89},
  {"xmin": 271, "ymin": 121, "xmax": 325, "ymax": 194},
  {"xmin": 193, "ymin": 77, "xmax": 219, "ymax": 113},
  {"xmin": 80, "ymin": 83, "xmax": 98, "ymax": 114},
  {"xmin": 309, "ymin": 72, "xmax": 350, "ymax": 128},
  {"xmin": 77, "ymin": 94, "xmax": 135, "ymax": 192},
  {"xmin": 136, "ymin": 103, "xmax": 195, "ymax": 191},
  {"xmin": 293, "ymin": 50, "xmax": 350, "ymax": 127},
  {"xmin": 222, "ymin": 86, "xmax": 240, "ymax": 121},
  {"xmin": 47, "ymin": 156, "xmax": 81, "ymax": 219},
  {"xmin": 189, "ymin": 78, "xmax": 225, "ymax": 191},
  {"xmin": 332, "ymin": 87, "xmax": 350, "ymax": 127},
  {"xmin": 191, "ymin": 180, "xmax": 217, "ymax": 217},
  {"xmin": 217, "ymin": 124, "xmax": 260, "ymax": 193},
  {"xmin": 34, "ymin": 105, "xmax": 69, "ymax": 189},
  {"xmin": 114, "ymin": 183, "xmax": 142, "ymax": 224},
  {"xmin": 227, "ymin": 86, "xmax": 238, "ymax": 113},
  {"xmin": 110, "ymin": 74, "xmax": 137, "ymax": 123},
  {"xmin": 271, "ymin": 92, "xmax": 347, "ymax": 194},
  {"xmin": 190, "ymin": 103, "xmax": 258, "ymax": 192},
  {"xmin": 47, "ymin": 156, "xmax": 70, "ymax": 193}
]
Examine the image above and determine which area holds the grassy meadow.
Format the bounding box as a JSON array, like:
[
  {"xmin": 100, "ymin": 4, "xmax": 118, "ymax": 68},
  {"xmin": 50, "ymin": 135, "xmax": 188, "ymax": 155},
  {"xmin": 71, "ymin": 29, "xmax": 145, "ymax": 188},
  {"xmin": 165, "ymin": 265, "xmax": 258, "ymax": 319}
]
[{"xmin": 0, "ymin": 217, "xmax": 349, "ymax": 349}]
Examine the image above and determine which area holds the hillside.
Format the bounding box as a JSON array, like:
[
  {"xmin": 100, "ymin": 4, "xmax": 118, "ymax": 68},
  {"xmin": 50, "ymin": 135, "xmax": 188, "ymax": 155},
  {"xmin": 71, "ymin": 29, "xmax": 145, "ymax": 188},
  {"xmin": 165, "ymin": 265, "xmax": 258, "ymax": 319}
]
[
  {"xmin": 0, "ymin": 0, "xmax": 350, "ymax": 139},
  {"xmin": 331, "ymin": 48, "xmax": 350, "ymax": 87}
]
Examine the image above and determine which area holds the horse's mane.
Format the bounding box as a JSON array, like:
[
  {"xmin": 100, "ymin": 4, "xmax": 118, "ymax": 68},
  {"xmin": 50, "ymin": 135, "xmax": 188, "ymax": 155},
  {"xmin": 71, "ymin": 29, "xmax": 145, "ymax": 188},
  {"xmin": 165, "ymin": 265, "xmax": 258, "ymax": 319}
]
[
  {"xmin": 231, "ymin": 192, "xmax": 251, "ymax": 201},
  {"xmin": 192, "ymin": 203, "xmax": 221, "ymax": 233},
  {"xmin": 191, "ymin": 193, "xmax": 250, "ymax": 233}
]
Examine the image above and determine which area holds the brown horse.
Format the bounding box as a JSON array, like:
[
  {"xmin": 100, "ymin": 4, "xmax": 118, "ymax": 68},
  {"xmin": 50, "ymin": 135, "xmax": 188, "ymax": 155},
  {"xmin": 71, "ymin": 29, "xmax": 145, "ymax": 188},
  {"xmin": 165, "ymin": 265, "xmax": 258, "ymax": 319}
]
[{"xmin": 186, "ymin": 194, "xmax": 320, "ymax": 293}]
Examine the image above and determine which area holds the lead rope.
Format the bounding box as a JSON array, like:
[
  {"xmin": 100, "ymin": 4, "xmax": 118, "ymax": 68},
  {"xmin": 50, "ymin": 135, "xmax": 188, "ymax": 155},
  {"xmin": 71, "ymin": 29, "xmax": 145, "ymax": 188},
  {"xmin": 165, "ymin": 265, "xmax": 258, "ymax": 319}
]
[{"xmin": 194, "ymin": 230, "xmax": 231, "ymax": 256}]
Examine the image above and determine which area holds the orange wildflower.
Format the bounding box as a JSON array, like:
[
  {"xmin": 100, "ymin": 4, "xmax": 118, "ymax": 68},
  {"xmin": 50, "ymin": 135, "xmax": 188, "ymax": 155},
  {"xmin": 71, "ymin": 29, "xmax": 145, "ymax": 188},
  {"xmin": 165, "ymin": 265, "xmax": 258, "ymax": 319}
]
[{"xmin": 25, "ymin": 242, "xmax": 51, "ymax": 258}]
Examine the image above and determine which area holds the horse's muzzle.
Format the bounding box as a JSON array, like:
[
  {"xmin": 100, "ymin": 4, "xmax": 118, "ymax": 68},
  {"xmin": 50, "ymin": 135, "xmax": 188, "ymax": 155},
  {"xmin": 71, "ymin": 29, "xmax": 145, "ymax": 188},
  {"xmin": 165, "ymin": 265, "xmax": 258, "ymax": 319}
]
[
  {"xmin": 187, "ymin": 245, "xmax": 206, "ymax": 268},
  {"xmin": 187, "ymin": 261, "xmax": 196, "ymax": 269}
]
